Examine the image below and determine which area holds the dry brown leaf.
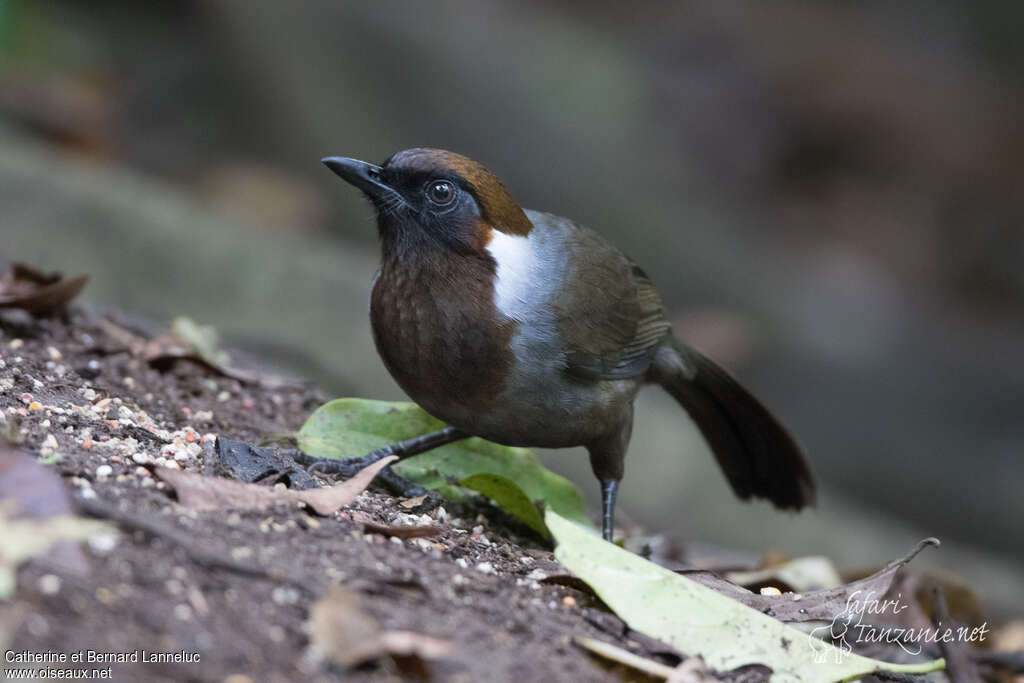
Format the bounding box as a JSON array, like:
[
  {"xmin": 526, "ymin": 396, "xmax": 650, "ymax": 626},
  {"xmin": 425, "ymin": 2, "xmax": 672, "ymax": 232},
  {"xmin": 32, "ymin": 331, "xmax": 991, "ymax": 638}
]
[
  {"xmin": 679, "ymin": 538, "xmax": 940, "ymax": 623},
  {"xmin": 0, "ymin": 263, "xmax": 88, "ymax": 314},
  {"xmin": 307, "ymin": 585, "xmax": 385, "ymax": 667},
  {"xmin": 292, "ymin": 455, "xmax": 397, "ymax": 514},
  {"xmin": 351, "ymin": 511, "xmax": 442, "ymax": 539},
  {"xmin": 307, "ymin": 585, "xmax": 452, "ymax": 669},
  {"xmin": 154, "ymin": 455, "xmax": 397, "ymax": 515},
  {"xmin": 399, "ymin": 494, "xmax": 429, "ymax": 509}
]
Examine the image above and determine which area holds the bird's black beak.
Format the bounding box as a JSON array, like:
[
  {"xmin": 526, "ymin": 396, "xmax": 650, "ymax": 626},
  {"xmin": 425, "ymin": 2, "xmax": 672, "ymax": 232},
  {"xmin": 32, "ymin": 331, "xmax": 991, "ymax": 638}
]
[{"xmin": 321, "ymin": 156, "xmax": 399, "ymax": 203}]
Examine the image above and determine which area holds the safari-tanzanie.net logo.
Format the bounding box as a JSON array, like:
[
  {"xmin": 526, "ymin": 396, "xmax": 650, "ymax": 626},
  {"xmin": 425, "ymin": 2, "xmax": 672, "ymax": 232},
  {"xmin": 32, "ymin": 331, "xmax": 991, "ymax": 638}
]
[{"xmin": 808, "ymin": 589, "xmax": 989, "ymax": 663}]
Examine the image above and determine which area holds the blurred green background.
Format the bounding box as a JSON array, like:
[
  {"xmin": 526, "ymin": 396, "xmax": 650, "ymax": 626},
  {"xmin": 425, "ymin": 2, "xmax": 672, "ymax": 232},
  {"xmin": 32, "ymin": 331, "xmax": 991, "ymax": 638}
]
[{"xmin": 2, "ymin": 1, "xmax": 1022, "ymax": 613}]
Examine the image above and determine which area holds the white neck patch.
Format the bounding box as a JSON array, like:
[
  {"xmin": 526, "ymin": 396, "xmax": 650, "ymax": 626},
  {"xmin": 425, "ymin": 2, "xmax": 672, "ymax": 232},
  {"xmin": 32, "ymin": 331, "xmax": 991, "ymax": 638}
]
[{"xmin": 486, "ymin": 230, "xmax": 533, "ymax": 321}]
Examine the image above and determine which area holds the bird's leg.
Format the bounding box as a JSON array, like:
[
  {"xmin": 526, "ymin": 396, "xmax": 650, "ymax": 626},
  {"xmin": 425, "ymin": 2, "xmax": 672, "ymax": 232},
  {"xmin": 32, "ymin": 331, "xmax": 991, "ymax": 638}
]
[
  {"xmin": 600, "ymin": 479, "xmax": 619, "ymax": 542},
  {"xmin": 301, "ymin": 426, "xmax": 468, "ymax": 496}
]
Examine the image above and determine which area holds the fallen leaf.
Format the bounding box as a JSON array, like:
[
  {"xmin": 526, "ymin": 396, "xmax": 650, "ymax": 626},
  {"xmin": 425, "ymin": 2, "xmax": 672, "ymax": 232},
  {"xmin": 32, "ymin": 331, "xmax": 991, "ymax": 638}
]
[
  {"xmin": 297, "ymin": 398, "xmax": 590, "ymax": 527},
  {"xmin": 166, "ymin": 317, "xmax": 232, "ymax": 368},
  {"xmin": 351, "ymin": 512, "xmax": 442, "ymax": 539},
  {"xmin": 0, "ymin": 263, "xmax": 88, "ymax": 314},
  {"xmin": 547, "ymin": 509, "xmax": 945, "ymax": 682},
  {"xmin": 399, "ymin": 495, "xmax": 428, "ymax": 509},
  {"xmin": 154, "ymin": 455, "xmax": 397, "ymax": 515},
  {"xmin": 307, "ymin": 585, "xmax": 452, "ymax": 669},
  {"xmin": 680, "ymin": 538, "xmax": 941, "ymax": 623},
  {"xmin": 101, "ymin": 316, "xmax": 293, "ymax": 388},
  {"xmin": 307, "ymin": 585, "xmax": 385, "ymax": 667},
  {"xmin": 725, "ymin": 556, "xmax": 843, "ymax": 594}
]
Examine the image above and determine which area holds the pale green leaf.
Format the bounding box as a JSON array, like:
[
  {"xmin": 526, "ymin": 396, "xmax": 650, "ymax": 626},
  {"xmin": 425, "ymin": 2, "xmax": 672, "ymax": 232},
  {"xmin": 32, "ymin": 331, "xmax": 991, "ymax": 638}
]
[{"xmin": 546, "ymin": 509, "xmax": 945, "ymax": 683}]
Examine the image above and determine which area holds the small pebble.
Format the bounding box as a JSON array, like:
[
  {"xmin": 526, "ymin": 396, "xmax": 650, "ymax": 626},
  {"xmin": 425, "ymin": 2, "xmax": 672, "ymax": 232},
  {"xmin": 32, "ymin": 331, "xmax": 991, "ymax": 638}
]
[
  {"xmin": 271, "ymin": 587, "xmax": 299, "ymax": 605},
  {"xmin": 475, "ymin": 561, "xmax": 495, "ymax": 574},
  {"xmin": 46, "ymin": 346, "xmax": 61, "ymax": 361},
  {"xmin": 95, "ymin": 464, "xmax": 113, "ymax": 478},
  {"xmin": 38, "ymin": 574, "xmax": 61, "ymax": 595},
  {"xmin": 231, "ymin": 546, "xmax": 253, "ymax": 561},
  {"xmin": 760, "ymin": 586, "xmax": 782, "ymax": 596},
  {"xmin": 9, "ymin": 339, "xmax": 23, "ymax": 350},
  {"xmin": 88, "ymin": 534, "xmax": 118, "ymax": 554}
]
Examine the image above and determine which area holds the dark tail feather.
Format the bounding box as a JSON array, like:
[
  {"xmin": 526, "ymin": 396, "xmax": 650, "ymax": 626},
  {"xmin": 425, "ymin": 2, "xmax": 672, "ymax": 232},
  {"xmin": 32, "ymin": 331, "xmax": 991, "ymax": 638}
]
[{"xmin": 658, "ymin": 338, "xmax": 816, "ymax": 510}]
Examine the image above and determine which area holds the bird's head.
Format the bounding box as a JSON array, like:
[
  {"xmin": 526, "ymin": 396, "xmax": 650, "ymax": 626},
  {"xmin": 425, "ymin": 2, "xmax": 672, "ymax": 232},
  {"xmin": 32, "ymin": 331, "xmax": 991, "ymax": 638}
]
[{"xmin": 322, "ymin": 148, "xmax": 531, "ymax": 256}]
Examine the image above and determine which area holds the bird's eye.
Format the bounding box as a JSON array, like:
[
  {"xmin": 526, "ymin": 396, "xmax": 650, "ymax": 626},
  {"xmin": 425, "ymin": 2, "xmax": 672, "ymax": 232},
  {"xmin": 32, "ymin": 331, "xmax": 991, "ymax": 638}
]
[{"xmin": 425, "ymin": 180, "xmax": 457, "ymax": 206}]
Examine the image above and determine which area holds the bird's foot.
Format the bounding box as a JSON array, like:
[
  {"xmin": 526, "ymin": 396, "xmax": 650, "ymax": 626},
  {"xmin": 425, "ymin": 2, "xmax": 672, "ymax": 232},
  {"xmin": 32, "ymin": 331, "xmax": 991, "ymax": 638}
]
[
  {"xmin": 300, "ymin": 446, "xmax": 395, "ymax": 478},
  {"xmin": 299, "ymin": 447, "xmax": 442, "ymax": 505}
]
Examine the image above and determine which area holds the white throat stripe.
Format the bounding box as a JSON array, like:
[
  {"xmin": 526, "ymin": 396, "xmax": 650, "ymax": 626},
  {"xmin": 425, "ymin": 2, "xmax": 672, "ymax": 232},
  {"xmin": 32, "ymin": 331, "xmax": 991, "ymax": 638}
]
[{"xmin": 486, "ymin": 230, "xmax": 533, "ymax": 320}]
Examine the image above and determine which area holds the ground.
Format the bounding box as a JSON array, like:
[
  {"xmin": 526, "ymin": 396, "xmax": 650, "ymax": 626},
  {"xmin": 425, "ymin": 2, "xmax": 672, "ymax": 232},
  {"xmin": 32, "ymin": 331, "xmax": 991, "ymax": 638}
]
[{"xmin": 0, "ymin": 309, "xmax": 692, "ymax": 682}]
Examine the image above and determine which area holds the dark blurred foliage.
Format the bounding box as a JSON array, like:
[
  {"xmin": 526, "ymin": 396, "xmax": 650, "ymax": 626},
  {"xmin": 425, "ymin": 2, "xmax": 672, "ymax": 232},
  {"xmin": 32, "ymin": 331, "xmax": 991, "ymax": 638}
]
[{"xmin": 1, "ymin": 0, "xmax": 1022, "ymax": 606}]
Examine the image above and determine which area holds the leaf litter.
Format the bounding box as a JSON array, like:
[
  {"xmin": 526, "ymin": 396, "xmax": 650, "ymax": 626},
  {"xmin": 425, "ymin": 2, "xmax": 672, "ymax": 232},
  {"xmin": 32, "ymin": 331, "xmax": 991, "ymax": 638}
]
[
  {"xmin": 0, "ymin": 262, "xmax": 88, "ymax": 315},
  {"xmin": 306, "ymin": 584, "xmax": 453, "ymax": 671},
  {"xmin": 154, "ymin": 454, "xmax": 398, "ymax": 515}
]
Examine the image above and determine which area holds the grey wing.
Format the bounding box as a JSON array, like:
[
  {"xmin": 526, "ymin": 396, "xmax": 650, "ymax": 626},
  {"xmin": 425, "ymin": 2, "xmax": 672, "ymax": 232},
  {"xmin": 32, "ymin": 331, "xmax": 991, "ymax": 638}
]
[{"xmin": 554, "ymin": 224, "xmax": 672, "ymax": 380}]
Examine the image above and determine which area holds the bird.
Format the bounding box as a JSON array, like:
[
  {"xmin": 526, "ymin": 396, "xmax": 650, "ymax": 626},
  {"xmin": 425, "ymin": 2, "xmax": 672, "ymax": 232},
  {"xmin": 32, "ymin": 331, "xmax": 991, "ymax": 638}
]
[{"xmin": 318, "ymin": 148, "xmax": 815, "ymax": 541}]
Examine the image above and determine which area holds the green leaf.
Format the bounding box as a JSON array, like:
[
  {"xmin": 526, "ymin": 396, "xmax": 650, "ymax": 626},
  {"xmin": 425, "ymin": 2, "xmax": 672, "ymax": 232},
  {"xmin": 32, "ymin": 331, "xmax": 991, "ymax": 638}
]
[
  {"xmin": 459, "ymin": 473, "xmax": 550, "ymax": 539},
  {"xmin": 297, "ymin": 398, "xmax": 591, "ymax": 527},
  {"xmin": 545, "ymin": 509, "xmax": 946, "ymax": 683}
]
